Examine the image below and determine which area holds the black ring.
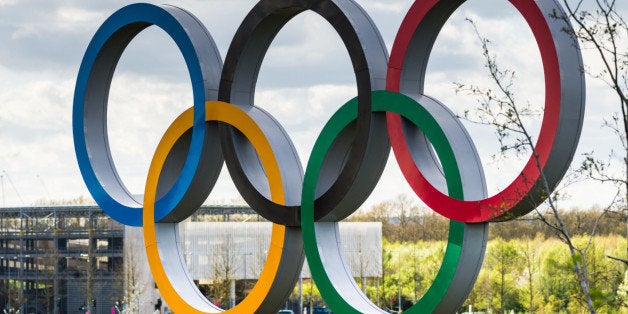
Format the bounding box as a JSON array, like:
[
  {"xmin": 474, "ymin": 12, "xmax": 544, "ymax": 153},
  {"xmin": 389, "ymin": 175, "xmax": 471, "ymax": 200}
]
[{"xmin": 218, "ymin": 0, "xmax": 390, "ymax": 226}]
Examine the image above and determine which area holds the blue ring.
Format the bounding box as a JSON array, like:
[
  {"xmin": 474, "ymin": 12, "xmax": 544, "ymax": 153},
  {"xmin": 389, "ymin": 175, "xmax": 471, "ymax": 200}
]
[{"xmin": 73, "ymin": 3, "xmax": 210, "ymax": 226}]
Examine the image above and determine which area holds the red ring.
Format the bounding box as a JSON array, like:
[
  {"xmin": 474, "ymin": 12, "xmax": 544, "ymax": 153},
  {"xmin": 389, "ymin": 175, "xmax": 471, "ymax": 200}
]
[{"xmin": 386, "ymin": 0, "xmax": 562, "ymax": 223}]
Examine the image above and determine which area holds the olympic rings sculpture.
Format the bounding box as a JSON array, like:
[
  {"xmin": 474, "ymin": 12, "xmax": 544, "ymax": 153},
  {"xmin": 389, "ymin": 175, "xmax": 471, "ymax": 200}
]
[{"xmin": 73, "ymin": 0, "xmax": 584, "ymax": 313}]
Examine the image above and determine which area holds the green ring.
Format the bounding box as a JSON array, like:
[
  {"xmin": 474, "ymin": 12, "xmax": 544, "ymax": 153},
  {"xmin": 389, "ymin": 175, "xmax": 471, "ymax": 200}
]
[{"xmin": 301, "ymin": 90, "xmax": 465, "ymax": 313}]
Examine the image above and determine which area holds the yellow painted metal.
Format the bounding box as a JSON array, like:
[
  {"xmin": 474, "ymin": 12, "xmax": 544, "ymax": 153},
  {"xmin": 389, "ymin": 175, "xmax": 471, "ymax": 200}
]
[{"xmin": 143, "ymin": 101, "xmax": 286, "ymax": 313}]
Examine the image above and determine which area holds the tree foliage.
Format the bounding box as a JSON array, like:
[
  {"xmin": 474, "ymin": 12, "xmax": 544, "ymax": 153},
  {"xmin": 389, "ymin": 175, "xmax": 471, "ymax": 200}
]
[
  {"xmin": 287, "ymin": 234, "xmax": 627, "ymax": 313},
  {"xmin": 351, "ymin": 198, "xmax": 624, "ymax": 242},
  {"xmin": 347, "ymin": 196, "xmax": 627, "ymax": 312}
]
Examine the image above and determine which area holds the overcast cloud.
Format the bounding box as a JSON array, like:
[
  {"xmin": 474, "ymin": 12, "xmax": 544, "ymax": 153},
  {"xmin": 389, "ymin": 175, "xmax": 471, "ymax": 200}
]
[{"xmin": 0, "ymin": 0, "xmax": 625, "ymax": 212}]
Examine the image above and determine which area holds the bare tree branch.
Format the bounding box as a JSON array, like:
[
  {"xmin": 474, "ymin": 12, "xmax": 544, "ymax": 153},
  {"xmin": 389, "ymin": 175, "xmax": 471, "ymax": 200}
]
[{"xmin": 458, "ymin": 17, "xmax": 599, "ymax": 313}]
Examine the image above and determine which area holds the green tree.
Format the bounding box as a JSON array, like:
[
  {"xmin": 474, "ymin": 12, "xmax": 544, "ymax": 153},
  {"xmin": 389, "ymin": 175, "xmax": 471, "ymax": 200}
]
[
  {"xmin": 577, "ymin": 236, "xmax": 626, "ymax": 310},
  {"xmin": 485, "ymin": 238, "xmax": 525, "ymax": 313},
  {"xmin": 380, "ymin": 241, "xmax": 396, "ymax": 310},
  {"xmin": 618, "ymin": 269, "xmax": 628, "ymax": 307},
  {"xmin": 539, "ymin": 241, "xmax": 578, "ymax": 311},
  {"xmin": 521, "ymin": 235, "xmax": 543, "ymax": 313}
]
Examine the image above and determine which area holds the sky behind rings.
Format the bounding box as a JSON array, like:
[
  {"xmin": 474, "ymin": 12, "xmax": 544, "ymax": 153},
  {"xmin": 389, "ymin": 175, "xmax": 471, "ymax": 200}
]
[{"xmin": 0, "ymin": 0, "xmax": 625, "ymax": 212}]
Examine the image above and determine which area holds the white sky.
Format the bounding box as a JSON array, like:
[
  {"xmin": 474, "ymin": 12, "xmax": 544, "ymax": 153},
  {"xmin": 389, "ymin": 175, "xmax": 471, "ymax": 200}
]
[{"xmin": 0, "ymin": 0, "xmax": 625, "ymax": 213}]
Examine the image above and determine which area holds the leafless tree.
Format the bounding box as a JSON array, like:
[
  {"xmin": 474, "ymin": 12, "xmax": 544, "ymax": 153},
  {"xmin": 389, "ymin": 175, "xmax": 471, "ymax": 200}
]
[
  {"xmin": 210, "ymin": 234, "xmax": 236, "ymax": 307},
  {"xmin": 455, "ymin": 18, "xmax": 600, "ymax": 312},
  {"xmin": 558, "ymin": 0, "xmax": 628, "ymax": 262},
  {"xmin": 346, "ymin": 234, "xmax": 371, "ymax": 294},
  {"xmin": 521, "ymin": 237, "xmax": 541, "ymax": 313},
  {"xmin": 121, "ymin": 237, "xmax": 145, "ymax": 313}
]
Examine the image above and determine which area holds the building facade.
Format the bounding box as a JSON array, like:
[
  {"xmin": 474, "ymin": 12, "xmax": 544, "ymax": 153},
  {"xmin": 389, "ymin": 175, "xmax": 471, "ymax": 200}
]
[
  {"xmin": 0, "ymin": 205, "xmax": 123, "ymax": 313},
  {"xmin": 0, "ymin": 205, "xmax": 382, "ymax": 313}
]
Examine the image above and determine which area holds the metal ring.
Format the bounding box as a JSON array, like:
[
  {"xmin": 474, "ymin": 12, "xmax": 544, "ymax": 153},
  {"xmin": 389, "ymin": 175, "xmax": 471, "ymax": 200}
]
[
  {"xmin": 301, "ymin": 91, "xmax": 488, "ymax": 313},
  {"xmin": 143, "ymin": 101, "xmax": 304, "ymax": 313},
  {"xmin": 386, "ymin": 0, "xmax": 585, "ymax": 222},
  {"xmin": 73, "ymin": 3, "xmax": 223, "ymax": 226},
  {"xmin": 218, "ymin": 0, "xmax": 390, "ymax": 226},
  {"xmin": 73, "ymin": 1, "xmax": 585, "ymax": 312}
]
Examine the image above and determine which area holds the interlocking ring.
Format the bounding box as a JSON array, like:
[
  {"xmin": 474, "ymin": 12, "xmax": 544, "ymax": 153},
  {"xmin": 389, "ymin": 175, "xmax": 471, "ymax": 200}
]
[
  {"xmin": 217, "ymin": 0, "xmax": 390, "ymax": 227},
  {"xmin": 302, "ymin": 91, "xmax": 488, "ymax": 313},
  {"xmin": 387, "ymin": 0, "xmax": 585, "ymax": 223},
  {"xmin": 73, "ymin": 0, "xmax": 583, "ymax": 312},
  {"xmin": 144, "ymin": 101, "xmax": 303, "ymax": 313},
  {"xmin": 73, "ymin": 3, "xmax": 223, "ymax": 227}
]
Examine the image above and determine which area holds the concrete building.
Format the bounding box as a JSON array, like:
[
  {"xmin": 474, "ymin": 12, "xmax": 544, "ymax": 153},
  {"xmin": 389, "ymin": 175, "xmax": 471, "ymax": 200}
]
[
  {"xmin": 0, "ymin": 205, "xmax": 123, "ymax": 313},
  {"xmin": 0, "ymin": 205, "xmax": 382, "ymax": 313}
]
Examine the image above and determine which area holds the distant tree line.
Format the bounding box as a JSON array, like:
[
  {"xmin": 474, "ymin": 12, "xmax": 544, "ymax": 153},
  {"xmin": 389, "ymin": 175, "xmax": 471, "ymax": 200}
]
[
  {"xmin": 332, "ymin": 195, "xmax": 627, "ymax": 312},
  {"xmin": 349, "ymin": 196, "xmax": 625, "ymax": 243}
]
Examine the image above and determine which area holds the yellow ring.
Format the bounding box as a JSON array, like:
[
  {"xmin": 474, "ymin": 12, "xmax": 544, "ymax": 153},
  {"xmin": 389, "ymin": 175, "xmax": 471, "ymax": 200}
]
[{"xmin": 143, "ymin": 101, "xmax": 287, "ymax": 313}]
